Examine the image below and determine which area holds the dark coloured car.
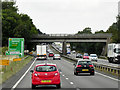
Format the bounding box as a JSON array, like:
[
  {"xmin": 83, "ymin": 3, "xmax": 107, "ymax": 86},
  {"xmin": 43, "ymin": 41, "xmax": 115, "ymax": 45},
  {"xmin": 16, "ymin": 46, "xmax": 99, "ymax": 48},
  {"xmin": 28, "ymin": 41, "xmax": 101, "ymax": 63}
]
[
  {"xmin": 73, "ymin": 59, "xmax": 95, "ymax": 75},
  {"xmin": 76, "ymin": 53, "xmax": 83, "ymax": 58}
]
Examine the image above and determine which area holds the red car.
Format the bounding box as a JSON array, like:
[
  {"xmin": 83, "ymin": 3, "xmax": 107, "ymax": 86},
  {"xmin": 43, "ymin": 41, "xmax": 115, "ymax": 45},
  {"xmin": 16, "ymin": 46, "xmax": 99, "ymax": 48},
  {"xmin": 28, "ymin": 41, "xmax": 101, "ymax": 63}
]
[
  {"xmin": 30, "ymin": 63, "xmax": 61, "ymax": 89},
  {"xmin": 83, "ymin": 53, "xmax": 89, "ymax": 59},
  {"xmin": 49, "ymin": 52, "xmax": 54, "ymax": 57}
]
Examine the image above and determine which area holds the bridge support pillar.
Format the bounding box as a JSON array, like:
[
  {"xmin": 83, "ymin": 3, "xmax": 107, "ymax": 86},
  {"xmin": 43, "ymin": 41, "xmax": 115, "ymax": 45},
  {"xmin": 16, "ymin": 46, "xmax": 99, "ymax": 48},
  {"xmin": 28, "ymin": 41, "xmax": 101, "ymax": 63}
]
[
  {"xmin": 101, "ymin": 38, "xmax": 111, "ymax": 56},
  {"xmin": 62, "ymin": 41, "xmax": 67, "ymax": 55}
]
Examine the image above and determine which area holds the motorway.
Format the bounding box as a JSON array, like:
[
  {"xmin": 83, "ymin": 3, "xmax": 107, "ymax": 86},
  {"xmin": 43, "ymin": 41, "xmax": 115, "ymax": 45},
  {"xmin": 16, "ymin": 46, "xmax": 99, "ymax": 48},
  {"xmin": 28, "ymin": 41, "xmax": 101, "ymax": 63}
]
[
  {"xmin": 68, "ymin": 54, "xmax": 120, "ymax": 68},
  {"xmin": 52, "ymin": 44, "xmax": 120, "ymax": 68},
  {"xmin": 8, "ymin": 54, "xmax": 119, "ymax": 90}
]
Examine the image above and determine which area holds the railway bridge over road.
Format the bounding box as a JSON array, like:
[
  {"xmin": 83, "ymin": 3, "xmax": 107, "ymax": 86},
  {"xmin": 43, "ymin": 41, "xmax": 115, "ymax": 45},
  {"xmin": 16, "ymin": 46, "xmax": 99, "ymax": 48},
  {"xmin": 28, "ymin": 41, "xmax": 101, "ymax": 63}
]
[{"xmin": 30, "ymin": 33, "xmax": 112, "ymax": 56}]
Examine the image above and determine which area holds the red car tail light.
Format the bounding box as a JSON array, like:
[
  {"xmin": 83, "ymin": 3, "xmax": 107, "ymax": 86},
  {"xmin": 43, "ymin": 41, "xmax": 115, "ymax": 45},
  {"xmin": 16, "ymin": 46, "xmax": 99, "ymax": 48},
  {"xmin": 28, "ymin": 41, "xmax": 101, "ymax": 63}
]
[
  {"xmin": 89, "ymin": 65, "xmax": 93, "ymax": 67},
  {"xmin": 77, "ymin": 65, "xmax": 82, "ymax": 67}
]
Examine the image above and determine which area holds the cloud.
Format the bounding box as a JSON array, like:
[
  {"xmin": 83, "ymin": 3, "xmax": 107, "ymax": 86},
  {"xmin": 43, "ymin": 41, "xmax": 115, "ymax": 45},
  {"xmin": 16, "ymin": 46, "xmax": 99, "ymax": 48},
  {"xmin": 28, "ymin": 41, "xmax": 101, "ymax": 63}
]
[{"xmin": 16, "ymin": 0, "xmax": 119, "ymax": 34}]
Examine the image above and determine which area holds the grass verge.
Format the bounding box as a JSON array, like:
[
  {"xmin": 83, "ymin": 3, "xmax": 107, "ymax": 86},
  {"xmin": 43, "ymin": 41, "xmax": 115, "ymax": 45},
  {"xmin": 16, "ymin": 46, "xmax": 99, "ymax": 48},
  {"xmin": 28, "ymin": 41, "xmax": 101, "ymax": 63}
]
[{"xmin": 0, "ymin": 55, "xmax": 33, "ymax": 84}]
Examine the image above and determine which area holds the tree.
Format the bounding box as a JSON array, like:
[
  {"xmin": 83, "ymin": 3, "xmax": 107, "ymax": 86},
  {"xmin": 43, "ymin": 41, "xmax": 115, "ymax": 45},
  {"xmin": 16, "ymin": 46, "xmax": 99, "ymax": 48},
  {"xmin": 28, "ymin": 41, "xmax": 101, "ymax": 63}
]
[
  {"xmin": 95, "ymin": 30, "xmax": 105, "ymax": 34},
  {"xmin": 2, "ymin": 1, "xmax": 41, "ymax": 46},
  {"xmin": 106, "ymin": 23, "xmax": 118, "ymax": 43},
  {"xmin": 71, "ymin": 27, "xmax": 106, "ymax": 56},
  {"xmin": 77, "ymin": 27, "xmax": 92, "ymax": 34}
]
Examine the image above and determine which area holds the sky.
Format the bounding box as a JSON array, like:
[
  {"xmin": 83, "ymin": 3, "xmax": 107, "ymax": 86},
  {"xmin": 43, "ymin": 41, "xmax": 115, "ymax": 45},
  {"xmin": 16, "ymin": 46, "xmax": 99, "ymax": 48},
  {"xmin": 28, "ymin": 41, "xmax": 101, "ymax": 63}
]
[{"xmin": 16, "ymin": 0, "xmax": 119, "ymax": 34}]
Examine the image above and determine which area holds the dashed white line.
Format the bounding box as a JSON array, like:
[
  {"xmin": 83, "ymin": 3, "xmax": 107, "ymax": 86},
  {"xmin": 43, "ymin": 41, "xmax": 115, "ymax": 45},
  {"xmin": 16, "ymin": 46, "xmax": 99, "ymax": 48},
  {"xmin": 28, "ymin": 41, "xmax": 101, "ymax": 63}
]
[
  {"xmin": 70, "ymin": 82, "xmax": 74, "ymax": 85},
  {"xmin": 66, "ymin": 78, "xmax": 69, "ymax": 80},
  {"xmin": 62, "ymin": 75, "xmax": 65, "ymax": 76}
]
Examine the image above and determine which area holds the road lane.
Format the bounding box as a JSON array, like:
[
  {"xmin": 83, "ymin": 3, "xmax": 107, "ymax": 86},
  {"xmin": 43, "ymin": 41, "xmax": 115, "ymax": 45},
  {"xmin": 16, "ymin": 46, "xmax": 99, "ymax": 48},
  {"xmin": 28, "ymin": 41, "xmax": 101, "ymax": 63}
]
[
  {"xmin": 68, "ymin": 54, "xmax": 120, "ymax": 67},
  {"xmin": 12, "ymin": 55, "xmax": 119, "ymax": 89},
  {"xmin": 52, "ymin": 58, "xmax": 118, "ymax": 88},
  {"xmin": 15, "ymin": 59, "xmax": 74, "ymax": 89}
]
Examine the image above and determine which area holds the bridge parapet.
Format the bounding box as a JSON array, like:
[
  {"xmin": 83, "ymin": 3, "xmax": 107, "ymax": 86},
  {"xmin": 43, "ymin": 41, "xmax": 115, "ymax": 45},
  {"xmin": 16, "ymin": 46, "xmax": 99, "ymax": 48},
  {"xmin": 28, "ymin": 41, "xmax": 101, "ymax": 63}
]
[
  {"xmin": 32, "ymin": 33, "xmax": 112, "ymax": 39},
  {"xmin": 31, "ymin": 33, "xmax": 112, "ymax": 56}
]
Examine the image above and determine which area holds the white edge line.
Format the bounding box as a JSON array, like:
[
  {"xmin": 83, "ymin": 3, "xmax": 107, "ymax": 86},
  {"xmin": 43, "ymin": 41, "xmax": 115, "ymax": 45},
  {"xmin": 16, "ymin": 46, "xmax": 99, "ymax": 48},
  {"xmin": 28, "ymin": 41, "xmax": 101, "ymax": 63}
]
[
  {"xmin": 95, "ymin": 72, "xmax": 120, "ymax": 81},
  {"xmin": 11, "ymin": 58, "xmax": 36, "ymax": 89}
]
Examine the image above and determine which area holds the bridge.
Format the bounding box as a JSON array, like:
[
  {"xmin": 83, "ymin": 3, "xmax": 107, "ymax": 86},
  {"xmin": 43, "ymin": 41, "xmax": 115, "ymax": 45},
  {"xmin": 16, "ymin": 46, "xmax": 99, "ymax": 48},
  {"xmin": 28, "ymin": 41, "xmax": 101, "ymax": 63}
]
[{"xmin": 30, "ymin": 33, "xmax": 112, "ymax": 55}]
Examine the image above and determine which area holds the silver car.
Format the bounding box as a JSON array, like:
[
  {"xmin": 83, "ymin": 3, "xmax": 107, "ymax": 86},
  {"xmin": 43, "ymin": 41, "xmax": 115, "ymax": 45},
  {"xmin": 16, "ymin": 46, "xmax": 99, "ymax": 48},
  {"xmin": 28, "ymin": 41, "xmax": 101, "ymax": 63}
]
[
  {"xmin": 89, "ymin": 54, "xmax": 98, "ymax": 62},
  {"xmin": 53, "ymin": 54, "xmax": 61, "ymax": 60}
]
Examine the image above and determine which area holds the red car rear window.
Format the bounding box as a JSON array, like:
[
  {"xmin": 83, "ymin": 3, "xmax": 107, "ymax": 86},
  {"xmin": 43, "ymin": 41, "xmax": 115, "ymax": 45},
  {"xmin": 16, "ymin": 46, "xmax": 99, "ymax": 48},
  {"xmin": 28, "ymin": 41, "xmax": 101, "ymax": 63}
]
[{"xmin": 35, "ymin": 66, "xmax": 57, "ymax": 72}]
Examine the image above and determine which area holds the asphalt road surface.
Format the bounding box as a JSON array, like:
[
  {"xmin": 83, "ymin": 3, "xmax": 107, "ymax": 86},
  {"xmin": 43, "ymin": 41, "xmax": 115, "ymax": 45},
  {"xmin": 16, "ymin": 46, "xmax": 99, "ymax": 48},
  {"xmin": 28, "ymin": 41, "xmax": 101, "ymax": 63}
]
[
  {"xmin": 9, "ymin": 56, "xmax": 119, "ymax": 90},
  {"xmin": 68, "ymin": 54, "xmax": 119, "ymax": 67}
]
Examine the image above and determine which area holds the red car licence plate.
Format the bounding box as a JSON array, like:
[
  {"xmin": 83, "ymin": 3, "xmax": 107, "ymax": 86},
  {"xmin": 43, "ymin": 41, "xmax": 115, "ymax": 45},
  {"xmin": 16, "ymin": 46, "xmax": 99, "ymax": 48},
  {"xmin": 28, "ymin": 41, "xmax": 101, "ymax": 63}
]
[{"xmin": 41, "ymin": 80, "xmax": 51, "ymax": 83}]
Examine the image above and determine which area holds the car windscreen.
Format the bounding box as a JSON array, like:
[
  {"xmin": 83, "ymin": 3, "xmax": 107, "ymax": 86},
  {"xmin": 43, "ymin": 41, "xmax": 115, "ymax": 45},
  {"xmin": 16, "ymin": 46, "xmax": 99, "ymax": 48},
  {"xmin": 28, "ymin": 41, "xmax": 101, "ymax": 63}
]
[
  {"xmin": 54, "ymin": 54, "xmax": 60, "ymax": 56},
  {"xmin": 84, "ymin": 55, "xmax": 88, "ymax": 56},
  {"xmin": 35, "ymin": 66, "xmax": 57, "ymax": 72},
  {"xmin": 49, "ymin": 53, "xmax": 53, "ymax": 54},
  {"xmin": 78, "ymin": 61, "xmax": 92, "ymax": 65}
]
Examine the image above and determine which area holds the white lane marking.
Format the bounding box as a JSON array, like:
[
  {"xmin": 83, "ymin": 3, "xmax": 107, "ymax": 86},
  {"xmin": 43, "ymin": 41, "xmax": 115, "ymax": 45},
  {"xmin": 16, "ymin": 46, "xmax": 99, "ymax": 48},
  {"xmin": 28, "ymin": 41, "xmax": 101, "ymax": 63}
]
[
  {"xmin": 62, "ymin": 75, "xmax": 65, "ymax": 76},
  {"xmin": 63, "ymin": 59, "xmax": 120, "ymax": 82},
  {"xmin": 66, "ymin": 78, "xmax": 69, "ymax": 80},
  {"xmin": 70, "ymin": 82, "xmax": 74, "ymax": 84},
  {"xmin": 95, "ymin": 72, "xmax": 120, "ymax": 81},
  {"xmin": 11, "ymin": 58, "xmax": 36, "ymax": 90},
  {"xmin": 62, "ymin": 59, "xmax": 74, "ymax": 65}
]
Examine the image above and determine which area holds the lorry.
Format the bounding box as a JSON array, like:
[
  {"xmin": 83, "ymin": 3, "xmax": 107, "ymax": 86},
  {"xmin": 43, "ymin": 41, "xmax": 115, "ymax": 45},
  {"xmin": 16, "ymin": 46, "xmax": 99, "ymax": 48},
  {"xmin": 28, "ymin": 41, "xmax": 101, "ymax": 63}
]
[
  {"xmin": 36, "ymin": 45, "xmax": 47, "ymax": 60},
  {"xmin": 107, "ymin": 43, "xmax": 120, "ymax": 63},
  {"xmin": 67, "ymin": 48, "xmax": 71, "ymax": 54}
]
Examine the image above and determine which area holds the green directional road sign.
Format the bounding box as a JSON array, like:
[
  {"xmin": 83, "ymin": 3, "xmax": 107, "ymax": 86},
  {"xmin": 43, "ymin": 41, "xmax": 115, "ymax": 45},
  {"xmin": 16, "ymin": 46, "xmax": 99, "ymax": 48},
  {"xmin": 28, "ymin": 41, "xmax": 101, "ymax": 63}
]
[{"xmin": 8, "ymin": 38, "xmax": 24, "ymax": 57}]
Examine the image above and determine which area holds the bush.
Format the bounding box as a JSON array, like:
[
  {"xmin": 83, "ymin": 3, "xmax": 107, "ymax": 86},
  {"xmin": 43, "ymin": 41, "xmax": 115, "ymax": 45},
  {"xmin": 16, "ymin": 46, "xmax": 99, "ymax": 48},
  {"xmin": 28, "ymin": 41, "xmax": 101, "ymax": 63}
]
[{"xmin": 2, "ymin": 47, "xmax": 8, "ymax": 55}]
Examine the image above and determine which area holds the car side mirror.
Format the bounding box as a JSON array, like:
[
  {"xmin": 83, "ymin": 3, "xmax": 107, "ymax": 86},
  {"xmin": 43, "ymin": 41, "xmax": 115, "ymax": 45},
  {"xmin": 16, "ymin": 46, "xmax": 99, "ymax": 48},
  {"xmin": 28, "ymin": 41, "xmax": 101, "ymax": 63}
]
[
  {"xmin": 73, "ymin": 64, "xmax": 76, "ymax": 66},
  {"xmin": 30, "ymin": 70, "xmax": 33, "ymax": 73}
]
